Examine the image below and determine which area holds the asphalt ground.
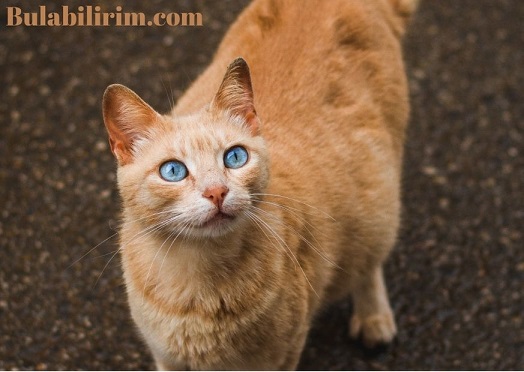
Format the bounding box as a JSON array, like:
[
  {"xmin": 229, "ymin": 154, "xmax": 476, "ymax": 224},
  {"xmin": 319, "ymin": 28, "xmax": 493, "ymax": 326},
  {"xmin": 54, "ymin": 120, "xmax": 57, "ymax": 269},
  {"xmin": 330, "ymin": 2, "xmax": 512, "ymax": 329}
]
[{"xmin": 0, "ymin": 0, "xmax": 523, "ymax": 370}]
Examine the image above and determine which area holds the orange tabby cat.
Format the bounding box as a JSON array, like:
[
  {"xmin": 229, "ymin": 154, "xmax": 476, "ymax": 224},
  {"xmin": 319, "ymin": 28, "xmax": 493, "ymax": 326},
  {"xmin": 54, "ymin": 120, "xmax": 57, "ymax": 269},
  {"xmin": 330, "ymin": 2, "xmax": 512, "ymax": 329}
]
[{"xmin": 102, "ymin": 0, "xmax": 417, "ymax": 369}]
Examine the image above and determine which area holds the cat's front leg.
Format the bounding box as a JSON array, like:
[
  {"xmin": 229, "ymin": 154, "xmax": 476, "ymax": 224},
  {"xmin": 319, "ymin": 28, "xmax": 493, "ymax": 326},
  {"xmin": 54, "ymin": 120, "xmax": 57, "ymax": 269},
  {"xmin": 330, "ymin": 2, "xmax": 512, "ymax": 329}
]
[{"xmin": 349, "ymin": 265, "xmax": 397, "ymax": 348}]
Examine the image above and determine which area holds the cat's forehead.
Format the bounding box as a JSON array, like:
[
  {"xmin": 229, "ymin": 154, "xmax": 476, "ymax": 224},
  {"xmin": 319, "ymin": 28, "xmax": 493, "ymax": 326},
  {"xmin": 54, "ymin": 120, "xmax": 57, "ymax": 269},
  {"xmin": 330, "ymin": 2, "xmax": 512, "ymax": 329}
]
[{"xmin": 160, "ymin": 113, "xmax": 250, "ymax": 158}]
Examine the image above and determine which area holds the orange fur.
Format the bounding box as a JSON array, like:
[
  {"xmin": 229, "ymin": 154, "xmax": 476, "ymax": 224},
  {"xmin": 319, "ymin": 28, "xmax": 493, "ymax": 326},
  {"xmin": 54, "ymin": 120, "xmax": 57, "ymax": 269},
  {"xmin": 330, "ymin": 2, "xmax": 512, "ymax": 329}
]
[{"xmin": 103, "ymin": 0, "xmax": 417, "ymax": 369}]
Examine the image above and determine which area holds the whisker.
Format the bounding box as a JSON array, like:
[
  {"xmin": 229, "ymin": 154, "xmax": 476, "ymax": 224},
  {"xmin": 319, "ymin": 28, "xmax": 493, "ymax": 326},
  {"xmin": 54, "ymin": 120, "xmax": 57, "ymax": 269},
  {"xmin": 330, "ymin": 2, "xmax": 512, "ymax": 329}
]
[
  {"xmin": 158, "ymin": 221, "xmax": 192, "ymax": 276},
  {"xmin": 91, "ymin": 250, "xmax": 120, "ymax": 260},
  {"xmin": 68, "ymin": 232, "xmax": 118, "ymax": 270},
  {"xmin": 143, "ymin": 227, "xmax": 178, "ymax": 294},
  {"xmin": 92, "ymin": 213, "xmax": 186, "ymax": 287},
  {"xmin": 245, "ymin": 211, "xmax": 297, "ymax": 268},
  {"xmin": 252, "ymin": 193, "xmax": 336, "ymax": 221},
  {"xmin": 123, "ymin": 213, "xmax": 185, "ymax": 246},
  {"xmin": 148, "ymin": 221, "xmax": 192, "ymax": 301},
  {"xmin": 93, "ymin": 245, "xmax": 122, "ymax": 288},
  {"xmin": 251, "ymin": 206, "xmax": 344, "ymax": 272},
  {"xmin": 252, "ymin": 198, "xmax": 325, "ymax": 222},
  {"xmin": 143, "ymin": 218, "xmax": 188, "ymax": 294},
  {"xmin": 161, "ymin": 77, "xmax": 176, "ymax": 110},
  {"xmin": 121, "ymin": 209, "xmax": 182, "ymax": 226},
  {"xmin": 246, "ymin": 210, "xmax": 319, "ymax": 299},
  {"xmin": 248, "ymin": 211, "xmax": 298, "ymax": 266},
  {"xmin": 251, "ymin": 198, "xmax": 326, "ymax": 238}
]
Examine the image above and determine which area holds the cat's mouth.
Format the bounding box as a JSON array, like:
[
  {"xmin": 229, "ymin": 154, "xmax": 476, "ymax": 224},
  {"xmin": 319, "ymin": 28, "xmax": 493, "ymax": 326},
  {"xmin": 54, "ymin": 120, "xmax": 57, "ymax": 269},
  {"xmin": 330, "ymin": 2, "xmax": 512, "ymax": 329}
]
[{"xmin": 196, "ymin": 211, "xmax": 236, "ymax": 229}]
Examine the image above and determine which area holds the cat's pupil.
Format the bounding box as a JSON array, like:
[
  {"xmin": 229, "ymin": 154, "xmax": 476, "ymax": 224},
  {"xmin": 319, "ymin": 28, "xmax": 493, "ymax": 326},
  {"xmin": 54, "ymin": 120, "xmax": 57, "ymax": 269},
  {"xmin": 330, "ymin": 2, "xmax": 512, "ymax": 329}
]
[
  {"xmin": 159, "ymin": 161, "xmax": 187, "ymax": 182},
  {"xmin": 224, "ymin": 146, "xmax": 248, "ymax": 169}
]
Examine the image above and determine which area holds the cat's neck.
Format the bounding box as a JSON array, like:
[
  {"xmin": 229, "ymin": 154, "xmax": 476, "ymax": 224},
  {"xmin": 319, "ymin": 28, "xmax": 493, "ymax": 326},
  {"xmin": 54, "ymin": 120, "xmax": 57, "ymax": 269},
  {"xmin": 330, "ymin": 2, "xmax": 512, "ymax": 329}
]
[
  {"xmin": 121, "ymin": 215, "xmax": 247, "ymax": 268},
  {"xmin": 120, "ymin": 211, "xmax": 286, "ymax": 313},
  {"xmin": 120, "ymin": 212, "xmax": 263, "ymax": 283}
]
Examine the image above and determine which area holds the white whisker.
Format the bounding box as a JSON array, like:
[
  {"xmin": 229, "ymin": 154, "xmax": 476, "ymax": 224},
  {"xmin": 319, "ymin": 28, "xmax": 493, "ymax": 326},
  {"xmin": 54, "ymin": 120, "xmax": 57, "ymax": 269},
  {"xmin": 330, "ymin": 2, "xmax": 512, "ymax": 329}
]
[
  {"xmin": 246, "ymin": 210, "xmax": 297, "ymax": 268},
  {"xmin": 143, "ymin": 218, "xmax": 190, "ymax": 296},
  {"xmin": 92, "ymin": 212, "xmax": 186, "ymax": 287},
  {"xmin": 251, "ymin": 206, "xmax": 344, "ymax": 272},
  {"xmin": 252, "ymin": 193, "xmax": 336, "ymax": 221},
  {"xmin": 251, "ymin": 198, "xmax": 326, "ymax": 238},
  {"xmin": 68, "ymin": 232, "xmax": 119, "ymax": 269},
  {"xmin": 123, "ymin": 213, "xmax": 185, "ymax": 246},
  {"xmin": 158, "ymin": 221, "xmax": 192, "ymax": 277},
  {"xmin": 246, "ymin": 210, "xmax": 319, "ymax": 299},
  {"xmin": 252, "ymin": 198, "xmax": 326, "ymax": 223},
  {"xmin": 93, "ymin": 245, "xmax": 122, "ymax": 288},
  {"xmin": 143, "ymin": 225, "xmax": 179, "ymax": 295},
  {"xmin": 91, "ymin": 250, "xmax": 120, "ymax": 260},
  {"xmin": 70, "ymin": 209, "xmax": 181, "ymax": 269}
]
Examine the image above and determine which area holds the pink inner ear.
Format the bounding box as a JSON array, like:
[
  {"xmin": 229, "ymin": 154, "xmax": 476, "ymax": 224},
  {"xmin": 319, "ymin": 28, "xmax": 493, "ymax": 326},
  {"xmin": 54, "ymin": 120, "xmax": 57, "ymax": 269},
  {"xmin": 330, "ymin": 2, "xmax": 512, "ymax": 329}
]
[
  {"xmin": 212, "ymin": 58, "xmax": 260, "ymax": 135},
  {"xmin": 244, "ymin": 111, "xmax": 260, "ymax": 135},
  {"xmin": 108, "ymin": 131, "xmax": 133, "ymax": 165},
  {"xmin": 104, "ymin": 113, "xmax": 138, "ymax": 166},
  {"xmin": 103, "ymin": 84, "xmax": 160, "ymax": 166}
]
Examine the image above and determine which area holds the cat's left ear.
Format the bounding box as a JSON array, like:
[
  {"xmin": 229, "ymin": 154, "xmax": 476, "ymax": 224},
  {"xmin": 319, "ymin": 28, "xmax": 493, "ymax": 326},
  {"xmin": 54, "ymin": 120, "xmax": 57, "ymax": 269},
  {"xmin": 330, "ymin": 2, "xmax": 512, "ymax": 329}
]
[
  {"xmin": 211, "ymin": 58, "xmax": 260, "ymax": 135},
  {"xmin": 102, "ymin": 84, "xmax": 161, "ymax": 166}
]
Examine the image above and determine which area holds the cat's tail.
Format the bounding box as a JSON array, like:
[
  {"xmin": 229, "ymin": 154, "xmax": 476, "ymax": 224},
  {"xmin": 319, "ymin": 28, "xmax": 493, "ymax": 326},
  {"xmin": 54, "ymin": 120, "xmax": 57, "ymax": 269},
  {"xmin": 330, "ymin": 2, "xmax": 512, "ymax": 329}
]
[{"xmin": 387, "ymin": 0, "xmax": 419, "ymax": 27}]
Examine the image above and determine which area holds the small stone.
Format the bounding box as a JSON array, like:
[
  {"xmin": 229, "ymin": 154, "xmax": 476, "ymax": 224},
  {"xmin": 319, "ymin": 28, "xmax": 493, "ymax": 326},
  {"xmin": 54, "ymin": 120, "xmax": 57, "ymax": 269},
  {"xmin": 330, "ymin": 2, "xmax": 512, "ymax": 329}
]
[
  {"xmin": 9, "ymin": 85, "xmax": 20, "ymax": 96},
  {"xmin": 508, "ymin": 147, "xmax": 518, "ymax": 157},
  {"xmin": 163, "ymin": 35, "xmax": 175, "ymax": 46},
  {"xmin": 100, "ymin": 189, "xmax": 112, "ymax": 199},
  {"xmin": 96, "ymin": 140, "xmax": 108, "ymax": 152},
  {"xmin": 39, "ymin": 85, "xmax": 51, "ymax": 96},
  {"xmin": 439, "ymin": 198, "xmax": 449, "ymax": 209},
  {"xmin": 422, "ymin": 166, "xmax": 438, "ymax": 176},
  {"xmin": 10, "ymin": 111, "xmax": 20, "ymax": 122}
]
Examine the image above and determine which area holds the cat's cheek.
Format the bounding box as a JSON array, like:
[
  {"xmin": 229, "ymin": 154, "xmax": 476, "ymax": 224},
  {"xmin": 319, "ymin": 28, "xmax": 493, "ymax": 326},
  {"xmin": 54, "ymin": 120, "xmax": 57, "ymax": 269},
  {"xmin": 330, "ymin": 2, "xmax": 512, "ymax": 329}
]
[
  {"xmin": 221, "ymin": 191, "xmax": 250, "ymax": 216},
  {"xmin": 225, "ymin": 147, "xmax": 267, "ymax": 184},
  {"xmin": 152, "ymin": 185, "xmax": 216, "ymax": 226},
  {"xmin": 142, "ymin": 179, "xmax": 188, "ymax": 211},
  {"xmin": 240, "ymin": 162, "xmax": 269, "ymax": 195}
]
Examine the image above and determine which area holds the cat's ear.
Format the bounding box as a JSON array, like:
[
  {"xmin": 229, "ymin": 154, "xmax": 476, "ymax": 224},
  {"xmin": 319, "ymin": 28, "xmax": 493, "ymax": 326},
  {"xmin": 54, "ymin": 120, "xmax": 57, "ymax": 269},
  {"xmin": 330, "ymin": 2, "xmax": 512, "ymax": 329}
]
[
  {"xmin": 102, "ymin": 84, "xmax": 161, "ymax": 165},
  {"xmin": 211, "ymin": 58, "xmax": 260, "ymax": 135}
]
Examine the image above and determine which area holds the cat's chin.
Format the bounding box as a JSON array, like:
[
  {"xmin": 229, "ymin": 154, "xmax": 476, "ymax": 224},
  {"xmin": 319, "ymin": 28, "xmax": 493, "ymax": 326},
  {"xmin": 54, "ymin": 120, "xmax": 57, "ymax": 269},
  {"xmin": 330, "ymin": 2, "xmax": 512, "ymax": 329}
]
[
  {"xmin": 188, "ymin": 211, "xmax": 243, "ymax": 239},
  {"xmin": 198, "ymin": 211, "xmax": 236, "ymax": 229}
]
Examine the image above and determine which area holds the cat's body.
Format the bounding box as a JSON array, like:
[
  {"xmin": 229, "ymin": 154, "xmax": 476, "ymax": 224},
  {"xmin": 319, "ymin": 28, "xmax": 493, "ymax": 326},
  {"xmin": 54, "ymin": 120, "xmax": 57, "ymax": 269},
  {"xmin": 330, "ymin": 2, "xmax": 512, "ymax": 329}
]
[{"xmin": 103, "ymin": 0, "xmax": 417, "ymax": 369}]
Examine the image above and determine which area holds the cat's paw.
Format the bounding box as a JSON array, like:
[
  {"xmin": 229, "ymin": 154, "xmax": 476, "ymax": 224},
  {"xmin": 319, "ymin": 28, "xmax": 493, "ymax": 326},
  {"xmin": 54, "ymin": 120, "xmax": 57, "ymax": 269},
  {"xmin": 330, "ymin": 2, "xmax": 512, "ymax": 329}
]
[{"xmin": 349, "ymin": 311, "xmax": 397, "ymax": 348}]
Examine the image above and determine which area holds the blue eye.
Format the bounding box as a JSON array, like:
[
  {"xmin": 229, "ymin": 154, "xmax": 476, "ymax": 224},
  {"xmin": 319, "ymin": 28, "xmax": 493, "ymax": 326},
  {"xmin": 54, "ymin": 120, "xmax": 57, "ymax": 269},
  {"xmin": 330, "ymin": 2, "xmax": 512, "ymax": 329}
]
[
  {"xmin": 224, "ymin": 146, "xmax": 249, "ymax": 169},
  {"xmin": 159, "ymin": 161, "xmax": 188, "ymax": 182}
]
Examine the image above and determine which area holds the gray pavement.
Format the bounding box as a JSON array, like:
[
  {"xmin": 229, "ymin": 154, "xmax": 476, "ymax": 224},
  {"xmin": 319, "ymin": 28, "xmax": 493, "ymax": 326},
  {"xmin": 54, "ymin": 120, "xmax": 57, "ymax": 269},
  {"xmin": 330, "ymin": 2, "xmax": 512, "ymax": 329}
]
[{"xmin": 1, "ymin": 0, "xmax": 523, "ymax": 369}]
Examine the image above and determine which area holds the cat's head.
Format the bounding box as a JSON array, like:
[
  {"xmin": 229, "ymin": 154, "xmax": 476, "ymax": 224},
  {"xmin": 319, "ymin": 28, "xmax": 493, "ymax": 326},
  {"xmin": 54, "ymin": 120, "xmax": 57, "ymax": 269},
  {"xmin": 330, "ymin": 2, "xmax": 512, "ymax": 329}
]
[{"xmin": 102, "ymin": 58, "xmax": 269, "ymax": 239}]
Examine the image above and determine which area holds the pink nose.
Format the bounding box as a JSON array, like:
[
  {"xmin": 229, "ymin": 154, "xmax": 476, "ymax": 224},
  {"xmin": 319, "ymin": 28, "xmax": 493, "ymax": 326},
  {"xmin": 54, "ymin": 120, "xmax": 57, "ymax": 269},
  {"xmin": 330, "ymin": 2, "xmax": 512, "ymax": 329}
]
[{"xmin": 202, "ymin": 185, "xmax": 229, "ymax": 208}]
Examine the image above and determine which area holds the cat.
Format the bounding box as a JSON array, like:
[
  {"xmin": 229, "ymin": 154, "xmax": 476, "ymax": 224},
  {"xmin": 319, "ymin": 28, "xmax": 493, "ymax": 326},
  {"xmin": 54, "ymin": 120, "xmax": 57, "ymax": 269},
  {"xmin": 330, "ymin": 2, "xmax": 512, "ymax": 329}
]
[{"xmin": 102, "ymin": 0, "xmax": 417, "ymax": 369}]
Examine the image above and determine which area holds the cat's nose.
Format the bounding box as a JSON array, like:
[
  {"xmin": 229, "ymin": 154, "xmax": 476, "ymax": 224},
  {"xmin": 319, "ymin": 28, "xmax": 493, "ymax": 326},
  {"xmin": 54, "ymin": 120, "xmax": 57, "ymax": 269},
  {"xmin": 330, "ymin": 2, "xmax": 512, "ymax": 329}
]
[{"xmin": 202, "ymin": 185, "xmax": 229, "ymax": 208}]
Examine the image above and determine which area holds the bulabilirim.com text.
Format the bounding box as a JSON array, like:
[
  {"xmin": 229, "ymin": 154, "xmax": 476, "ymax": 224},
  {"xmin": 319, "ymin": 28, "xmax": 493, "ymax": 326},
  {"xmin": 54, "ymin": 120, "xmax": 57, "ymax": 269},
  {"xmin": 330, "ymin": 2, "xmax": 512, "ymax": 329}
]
[{"xmin": 5, "ymin": 6, "xmax": 203, "ymax": 27}]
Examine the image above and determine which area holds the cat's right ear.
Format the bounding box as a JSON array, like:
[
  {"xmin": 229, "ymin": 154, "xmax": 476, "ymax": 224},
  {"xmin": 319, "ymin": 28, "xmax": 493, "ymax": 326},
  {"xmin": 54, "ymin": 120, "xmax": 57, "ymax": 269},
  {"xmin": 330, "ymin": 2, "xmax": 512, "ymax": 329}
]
[
  {"xmin": 211, "ymin": 58, "xmax": 260, "ymax": 135},
  {"xmin": 102, "ymin": 84, "xmax": 161, "ymax": 166}
]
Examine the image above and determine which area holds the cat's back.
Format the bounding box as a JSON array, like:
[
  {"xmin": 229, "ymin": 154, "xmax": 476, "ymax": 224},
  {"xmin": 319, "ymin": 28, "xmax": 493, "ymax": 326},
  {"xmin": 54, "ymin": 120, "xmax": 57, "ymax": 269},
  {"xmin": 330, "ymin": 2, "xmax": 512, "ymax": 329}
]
[
  {"xmin": 175, "ymin": 0, "xmax": 410, "ymax": 157},
  {"xmin": 174, "ymin": 0, "xmax": 412, "ymax": 234}
]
